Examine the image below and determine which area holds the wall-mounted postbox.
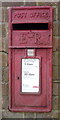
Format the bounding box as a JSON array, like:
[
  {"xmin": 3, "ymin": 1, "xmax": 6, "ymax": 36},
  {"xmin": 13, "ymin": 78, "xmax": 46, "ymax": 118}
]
[{"xmin": 8, "ymin": 6, "xmax": 53, "ymax": 112}]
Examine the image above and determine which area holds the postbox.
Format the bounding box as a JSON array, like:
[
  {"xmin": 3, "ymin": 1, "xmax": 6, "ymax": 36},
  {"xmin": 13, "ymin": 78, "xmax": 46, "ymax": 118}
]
[{"xmin": 8, "ymin": 6, "xmax": 53, "ymax": 112}]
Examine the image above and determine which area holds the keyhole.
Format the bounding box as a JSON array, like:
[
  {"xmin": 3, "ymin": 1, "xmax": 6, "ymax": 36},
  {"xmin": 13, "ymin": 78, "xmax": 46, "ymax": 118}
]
[{"xmin": 17, "ymin": 77, "xmax": 19, "ymax": 80}]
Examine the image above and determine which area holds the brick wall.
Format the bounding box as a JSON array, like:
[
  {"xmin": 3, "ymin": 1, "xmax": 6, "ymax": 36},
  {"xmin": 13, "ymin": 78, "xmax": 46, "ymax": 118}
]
[{"xmin": 1, "ymin": 1, "xmax": 60, "ymax": 119}]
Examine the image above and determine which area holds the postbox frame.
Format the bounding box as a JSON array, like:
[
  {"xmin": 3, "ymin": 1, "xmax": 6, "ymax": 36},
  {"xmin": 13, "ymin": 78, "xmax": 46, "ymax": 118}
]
[{"xmin": 8, "ymin": 6, "xmax": 53, "ymax": 112}]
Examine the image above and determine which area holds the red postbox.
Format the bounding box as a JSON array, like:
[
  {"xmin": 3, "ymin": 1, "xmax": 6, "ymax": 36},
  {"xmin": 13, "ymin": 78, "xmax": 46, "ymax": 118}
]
[{"xmin": 8, "ymin": 6, "xmax": 53, "ymax": 112}]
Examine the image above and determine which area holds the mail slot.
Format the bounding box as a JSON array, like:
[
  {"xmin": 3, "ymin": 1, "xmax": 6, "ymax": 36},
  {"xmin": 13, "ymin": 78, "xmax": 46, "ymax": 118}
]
[{"xmin": 8, "ymin": 6, "xmax": 53, "ymax": 112}]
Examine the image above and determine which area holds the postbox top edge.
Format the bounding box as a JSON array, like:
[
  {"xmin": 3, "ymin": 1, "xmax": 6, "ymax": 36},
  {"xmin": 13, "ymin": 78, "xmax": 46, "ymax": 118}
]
[{"xmin": 8, "ymin": 6, "xmax": 53, "ymax": 11}]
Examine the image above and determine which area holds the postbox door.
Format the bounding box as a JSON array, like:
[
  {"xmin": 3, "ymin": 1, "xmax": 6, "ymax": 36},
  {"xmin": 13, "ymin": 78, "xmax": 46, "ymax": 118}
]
[{"xmin": 10, "ymin": 48, "xmax": 52, "ymax": 111}]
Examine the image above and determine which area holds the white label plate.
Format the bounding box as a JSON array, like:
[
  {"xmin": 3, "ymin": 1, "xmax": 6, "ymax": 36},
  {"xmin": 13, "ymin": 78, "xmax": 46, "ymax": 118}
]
[{"xmin": 22, "ymin": 59, "xmax": 39, "ymax": 93}]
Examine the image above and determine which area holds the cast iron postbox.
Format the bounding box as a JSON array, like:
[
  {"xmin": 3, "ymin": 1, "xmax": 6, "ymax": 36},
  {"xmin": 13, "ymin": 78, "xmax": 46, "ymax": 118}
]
[{"xmin": 8, "ymin": 6, "xmax": 53, "ymax": 112}]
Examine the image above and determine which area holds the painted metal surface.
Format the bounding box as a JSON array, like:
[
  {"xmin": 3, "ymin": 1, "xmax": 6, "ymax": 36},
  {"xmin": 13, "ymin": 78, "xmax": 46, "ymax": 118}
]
[{"xmin": 8, "ymin": 6, "xmax": 53, "ymax": 112}]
